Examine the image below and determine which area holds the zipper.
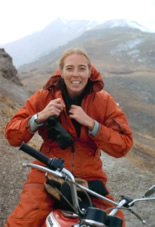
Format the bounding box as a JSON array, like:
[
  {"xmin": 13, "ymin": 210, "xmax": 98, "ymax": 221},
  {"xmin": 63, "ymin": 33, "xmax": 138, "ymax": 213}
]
[{"xmin": 71, "ymin": 144, "xmax": 75, "ymax": 174}]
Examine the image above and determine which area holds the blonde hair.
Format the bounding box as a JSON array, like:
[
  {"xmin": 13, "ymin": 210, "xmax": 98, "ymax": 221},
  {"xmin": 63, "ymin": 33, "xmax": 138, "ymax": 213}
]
[{"xmin": 59, "ymin": 48, "xmax": 91, "ymax": 70}]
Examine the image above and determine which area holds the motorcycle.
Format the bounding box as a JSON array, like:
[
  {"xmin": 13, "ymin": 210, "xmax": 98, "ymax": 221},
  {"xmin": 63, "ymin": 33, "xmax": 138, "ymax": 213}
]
[{"xmin": 20, "ymin": 143, "xmax": 155, "ymax": 227}]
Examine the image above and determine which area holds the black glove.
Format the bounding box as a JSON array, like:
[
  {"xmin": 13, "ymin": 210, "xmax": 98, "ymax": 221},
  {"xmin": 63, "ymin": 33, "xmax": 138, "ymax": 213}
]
[{"xmin": 46, "ymin": 116, "xmax": 74, "ymax": 149}]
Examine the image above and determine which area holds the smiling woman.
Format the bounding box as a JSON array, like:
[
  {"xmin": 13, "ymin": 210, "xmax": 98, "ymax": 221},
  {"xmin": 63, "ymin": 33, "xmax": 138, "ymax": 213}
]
[{"xmin": 4, "ymin": 48, "xmax": 133, "ymax": 227}]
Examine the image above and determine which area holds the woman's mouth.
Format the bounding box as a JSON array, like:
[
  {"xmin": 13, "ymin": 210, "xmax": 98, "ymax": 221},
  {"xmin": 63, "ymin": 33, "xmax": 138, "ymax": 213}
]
[{"xmin": 71, "ymin": 81, "xmax": 81, "ymax": 84}]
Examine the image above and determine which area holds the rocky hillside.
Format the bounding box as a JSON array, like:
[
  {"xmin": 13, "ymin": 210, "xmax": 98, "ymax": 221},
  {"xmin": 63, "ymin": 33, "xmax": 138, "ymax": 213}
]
[
  {"xmin": 0, "ymin": 49, "xmax": 22, "ymax": 85},
  {"xmin": 0, "ymin": 49, "xmax": 42, "ymax": 226},
  {"xmin": 0, "ymin": 48, "xmax": 30, "ymax": 149}
]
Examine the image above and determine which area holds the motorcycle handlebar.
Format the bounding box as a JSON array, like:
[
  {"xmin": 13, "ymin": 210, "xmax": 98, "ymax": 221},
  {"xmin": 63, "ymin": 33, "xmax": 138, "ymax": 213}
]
[
  {"xmin": 19, "ymin": 142, "xmax": 64, "ymax": 171},
  {"xmin": 19, "ymin": 143, "xmax": 155, "ymax": 226}
]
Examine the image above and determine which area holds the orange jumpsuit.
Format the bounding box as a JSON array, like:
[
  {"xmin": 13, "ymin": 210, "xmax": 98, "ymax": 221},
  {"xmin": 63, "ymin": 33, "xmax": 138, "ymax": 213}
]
[{"xmin": 5, "ymin": 66, "xmax": 133, "ymax": 227}]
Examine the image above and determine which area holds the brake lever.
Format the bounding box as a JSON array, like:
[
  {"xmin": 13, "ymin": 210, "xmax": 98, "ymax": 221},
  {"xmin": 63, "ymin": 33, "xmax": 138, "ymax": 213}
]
[{"xmin": 129, "ymin": 209, "xmax": 151, "ymax": 226}]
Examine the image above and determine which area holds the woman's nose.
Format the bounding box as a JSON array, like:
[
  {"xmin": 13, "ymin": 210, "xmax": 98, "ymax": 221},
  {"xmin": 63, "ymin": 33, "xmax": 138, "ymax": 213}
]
[{"xmin": 72, "ymin": 69, "xmax": 80, "ymax": 76}]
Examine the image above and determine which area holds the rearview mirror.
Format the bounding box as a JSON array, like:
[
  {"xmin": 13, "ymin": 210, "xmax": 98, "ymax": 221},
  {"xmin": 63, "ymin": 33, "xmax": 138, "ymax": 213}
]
[{"xmin": 144, "ymin": 185, "xmax": 155, "ymax": 197}]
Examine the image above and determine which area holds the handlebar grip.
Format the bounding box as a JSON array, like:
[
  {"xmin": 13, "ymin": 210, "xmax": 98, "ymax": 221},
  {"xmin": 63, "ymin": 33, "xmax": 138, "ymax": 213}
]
[
  {"xmin": 20, "ymin": 142, "xmax": 50, "ymax": 165},
  {"xmin": 19, "ymin": 142, "xmax": 64, "ymax": 170}
]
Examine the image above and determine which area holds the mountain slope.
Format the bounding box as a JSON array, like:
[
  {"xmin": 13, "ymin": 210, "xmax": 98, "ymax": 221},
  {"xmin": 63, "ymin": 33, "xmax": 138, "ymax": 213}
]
[{"xmin": 19, "ymin": 26, "xmax": 155, "ymax": 74}]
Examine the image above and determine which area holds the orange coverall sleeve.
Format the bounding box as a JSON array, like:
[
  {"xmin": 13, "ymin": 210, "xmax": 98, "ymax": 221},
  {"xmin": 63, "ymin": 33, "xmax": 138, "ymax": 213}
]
[
  {"xmin": 89, "ymin": 94, "xmax": 133, "ymax": 158},
  {"xmin": 5, "ymin": 90, "xmax": 45, "ymax": 146}
]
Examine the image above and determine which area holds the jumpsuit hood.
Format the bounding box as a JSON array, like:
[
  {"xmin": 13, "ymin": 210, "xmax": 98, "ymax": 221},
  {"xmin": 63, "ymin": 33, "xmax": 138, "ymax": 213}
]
[{"xmin": 43, "ymin": 65, "xmax": 104, "ymax": 92}]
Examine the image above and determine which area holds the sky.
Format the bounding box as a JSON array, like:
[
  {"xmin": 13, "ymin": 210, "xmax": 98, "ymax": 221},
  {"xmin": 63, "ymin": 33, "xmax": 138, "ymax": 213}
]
[{"xmin": 0, "ymin": 0, "xmax": 155, "ymax": 44}]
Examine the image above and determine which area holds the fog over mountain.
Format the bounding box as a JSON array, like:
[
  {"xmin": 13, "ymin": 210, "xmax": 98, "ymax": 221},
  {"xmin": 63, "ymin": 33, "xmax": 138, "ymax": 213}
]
[
  {"xmin": 0, "ymin": 18, "xmax": 153, "ymax": 68},
  {"xmin": 92, "ymin": 19, "xmax": 150, "ymax": 32},
  {"xmin": 0, "ymin": 19, "xmax": 98, "ymax": 67}
]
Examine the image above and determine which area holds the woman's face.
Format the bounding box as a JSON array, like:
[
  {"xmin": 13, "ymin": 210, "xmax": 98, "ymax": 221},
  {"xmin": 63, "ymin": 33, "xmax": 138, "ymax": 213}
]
[{"xmin": 60, "ymin": 54, "xmax": 91, "ymax": 98}]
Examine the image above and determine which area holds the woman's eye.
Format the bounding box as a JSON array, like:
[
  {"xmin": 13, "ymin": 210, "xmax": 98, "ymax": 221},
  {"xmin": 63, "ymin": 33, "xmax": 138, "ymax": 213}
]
[
  {"xmin": 79, "ymin": 67, "xmax": 86, "ymax": 71},
  {"xmin": 66, "ymin": 68, "xmax": 73, "ymax": 71}
]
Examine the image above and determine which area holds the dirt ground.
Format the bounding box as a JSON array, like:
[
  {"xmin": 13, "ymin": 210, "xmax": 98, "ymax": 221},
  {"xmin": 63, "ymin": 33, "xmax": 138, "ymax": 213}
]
[{"xmin": 0, "ymin": 129, "xmax": 155, "ymax": 227}]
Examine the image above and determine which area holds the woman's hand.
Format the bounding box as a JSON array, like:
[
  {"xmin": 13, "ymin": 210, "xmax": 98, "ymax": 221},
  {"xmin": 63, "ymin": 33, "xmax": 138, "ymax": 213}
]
[
  {"xmin": 69, "ymin": 105, "xmax": 95, "ymax": 130},
  {"xmin": 37, "ymin": 98, "xmax": 65, "ymax": 122}
]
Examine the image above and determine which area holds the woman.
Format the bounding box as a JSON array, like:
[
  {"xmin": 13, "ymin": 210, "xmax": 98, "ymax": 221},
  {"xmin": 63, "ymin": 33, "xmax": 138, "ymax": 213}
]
[{"xmin": 5, "ymin": 48, "xmax": 133, "ymax": 227}]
